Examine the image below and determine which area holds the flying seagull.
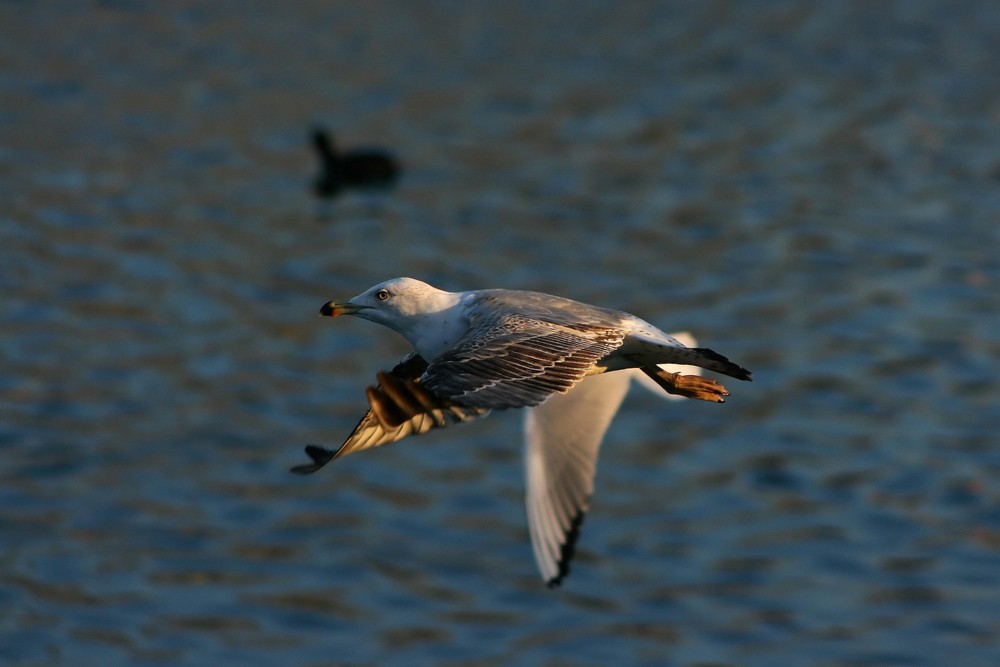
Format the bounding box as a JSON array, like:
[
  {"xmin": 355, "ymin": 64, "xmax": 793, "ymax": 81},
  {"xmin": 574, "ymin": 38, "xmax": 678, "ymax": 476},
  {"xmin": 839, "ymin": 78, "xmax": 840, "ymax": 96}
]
[{"xmin": 293, "ymin": 277, "xmax": 752, "ymax": 586}]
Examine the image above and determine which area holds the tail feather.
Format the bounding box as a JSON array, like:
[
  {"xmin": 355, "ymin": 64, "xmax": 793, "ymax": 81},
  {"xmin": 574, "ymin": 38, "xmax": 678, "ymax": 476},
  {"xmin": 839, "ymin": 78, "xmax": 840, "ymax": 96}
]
[{"xmin": 690, "ymin": 347, "xmax": 753, "ymax": 382}]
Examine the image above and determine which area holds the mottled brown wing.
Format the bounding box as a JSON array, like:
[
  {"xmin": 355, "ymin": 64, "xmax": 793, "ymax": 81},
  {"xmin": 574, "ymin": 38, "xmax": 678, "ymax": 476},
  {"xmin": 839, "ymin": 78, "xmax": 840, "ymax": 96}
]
[{"xmin": 291, "ymin": 354, "xmax": 489, "ymax": 474}]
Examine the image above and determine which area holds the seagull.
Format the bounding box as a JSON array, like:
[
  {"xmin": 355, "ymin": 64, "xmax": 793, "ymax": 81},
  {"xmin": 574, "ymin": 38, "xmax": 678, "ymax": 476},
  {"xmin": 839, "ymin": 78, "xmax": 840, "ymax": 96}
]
[
  {"xmin": 310, "ymin": 128, "xmax": 400, "ymax": 199},
  {"xmin": 293, "ymin": 277, "xmax": 752, "ymax": 586}
]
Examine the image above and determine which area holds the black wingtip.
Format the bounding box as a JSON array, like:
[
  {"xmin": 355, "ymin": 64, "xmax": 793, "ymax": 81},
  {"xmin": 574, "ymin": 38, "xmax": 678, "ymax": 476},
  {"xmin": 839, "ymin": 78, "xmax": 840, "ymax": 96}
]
[
  {"xmin": 545, "ymin": 511, "xmax": 587, "ymax": 589},
  {"xmin": 289, "ymin": 444, "xmax": 338, "ymax": 475}
]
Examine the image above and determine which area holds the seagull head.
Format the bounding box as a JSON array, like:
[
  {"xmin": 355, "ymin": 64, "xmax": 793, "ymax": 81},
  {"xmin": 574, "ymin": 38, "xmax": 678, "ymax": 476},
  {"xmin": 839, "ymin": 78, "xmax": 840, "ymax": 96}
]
[{"xmin": 320, "ymin": 278, "xmax": 463, "ymax": 353}]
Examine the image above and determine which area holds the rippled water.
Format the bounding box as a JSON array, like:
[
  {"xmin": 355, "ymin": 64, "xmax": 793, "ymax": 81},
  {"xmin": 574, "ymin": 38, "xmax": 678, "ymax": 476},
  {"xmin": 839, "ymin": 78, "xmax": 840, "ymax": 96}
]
[{"xmin": 3, "ymin": 2, "xmax": 999, "ymax": 665}]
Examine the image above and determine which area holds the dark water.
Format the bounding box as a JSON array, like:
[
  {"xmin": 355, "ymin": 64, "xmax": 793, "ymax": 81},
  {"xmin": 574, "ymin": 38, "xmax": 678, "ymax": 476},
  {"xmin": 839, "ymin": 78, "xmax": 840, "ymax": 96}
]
[{"xmin": 3, "ymin": 2, "xmax": 999, "ymax": 665}]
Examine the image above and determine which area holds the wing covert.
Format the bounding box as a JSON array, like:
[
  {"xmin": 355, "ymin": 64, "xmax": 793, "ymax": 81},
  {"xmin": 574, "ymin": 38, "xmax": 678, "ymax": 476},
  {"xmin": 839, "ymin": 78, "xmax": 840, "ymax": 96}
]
[{"xmin": 423, "ymin": 312, "xmax": 625, "ymax": 410}]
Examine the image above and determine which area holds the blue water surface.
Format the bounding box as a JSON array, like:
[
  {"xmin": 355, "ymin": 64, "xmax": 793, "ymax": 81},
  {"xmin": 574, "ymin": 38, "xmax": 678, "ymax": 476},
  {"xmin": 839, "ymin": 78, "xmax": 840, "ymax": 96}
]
[{"xmin": 2, "ymin": 2, "xmax": 999, "ymax": 665}]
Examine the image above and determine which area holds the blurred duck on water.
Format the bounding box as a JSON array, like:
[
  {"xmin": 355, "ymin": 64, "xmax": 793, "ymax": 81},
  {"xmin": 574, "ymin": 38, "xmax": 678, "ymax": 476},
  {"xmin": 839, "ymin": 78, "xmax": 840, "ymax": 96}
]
[{"xmin": 310, "ymin": 127, "xmax": 400, "ymax": 198}]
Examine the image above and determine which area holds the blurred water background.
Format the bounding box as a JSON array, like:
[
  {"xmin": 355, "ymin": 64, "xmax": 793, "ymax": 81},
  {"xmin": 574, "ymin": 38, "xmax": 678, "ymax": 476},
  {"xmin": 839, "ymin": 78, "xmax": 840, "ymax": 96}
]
[{"xmin": 2, "ymin": 2, "xmax": 999, "ymax": 665}]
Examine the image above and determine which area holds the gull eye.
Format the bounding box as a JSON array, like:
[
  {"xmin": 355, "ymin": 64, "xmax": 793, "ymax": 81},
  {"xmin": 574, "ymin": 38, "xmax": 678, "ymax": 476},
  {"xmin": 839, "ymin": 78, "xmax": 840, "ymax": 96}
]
[{"xmin": 376, "ymin": 289, "xmax": 391, "ymax": 301}]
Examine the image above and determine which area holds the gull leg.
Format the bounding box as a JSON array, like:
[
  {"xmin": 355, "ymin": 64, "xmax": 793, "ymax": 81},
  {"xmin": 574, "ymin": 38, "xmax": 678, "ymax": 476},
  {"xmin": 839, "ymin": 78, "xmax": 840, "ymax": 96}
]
[{"xmin": 640, "ymin": 367, "xmax": 730, "ymax": 403}]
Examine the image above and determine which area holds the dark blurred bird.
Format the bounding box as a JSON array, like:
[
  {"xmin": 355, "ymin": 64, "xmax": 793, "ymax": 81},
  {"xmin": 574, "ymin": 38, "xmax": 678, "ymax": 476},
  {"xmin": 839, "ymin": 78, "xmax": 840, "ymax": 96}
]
[{"xmin": 310, "ymin": 128, "xmax": 400, "ymax": 198}]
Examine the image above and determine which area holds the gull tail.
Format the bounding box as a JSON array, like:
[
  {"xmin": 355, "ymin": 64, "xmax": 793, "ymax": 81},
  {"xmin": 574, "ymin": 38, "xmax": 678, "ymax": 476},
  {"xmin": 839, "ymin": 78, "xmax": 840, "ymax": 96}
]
[{"xmin": 689, "ymin": 347, "xmax": 753, "ymax": 382}]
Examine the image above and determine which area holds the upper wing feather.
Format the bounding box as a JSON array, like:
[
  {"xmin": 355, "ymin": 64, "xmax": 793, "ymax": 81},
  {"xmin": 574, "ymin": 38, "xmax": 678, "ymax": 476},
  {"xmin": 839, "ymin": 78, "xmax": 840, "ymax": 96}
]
[{"xmin": 422, "ymin": 311, "xmax": 625, "ymax": 409}]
